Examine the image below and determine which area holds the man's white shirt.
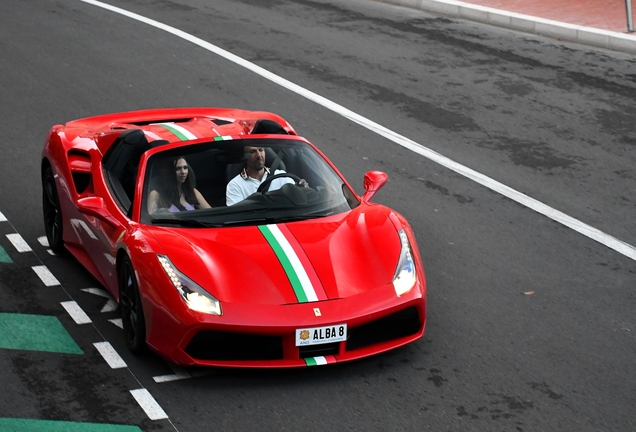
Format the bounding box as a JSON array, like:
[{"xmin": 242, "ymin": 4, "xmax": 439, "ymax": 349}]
[{"xmin": 226, "ymin": 168, "xmax": 294, "ymax": 206}]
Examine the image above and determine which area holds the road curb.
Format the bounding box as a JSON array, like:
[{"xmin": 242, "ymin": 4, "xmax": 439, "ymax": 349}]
[{"xmin": 374, "ymin": 0, "xmax": 636, "ymax": 54}]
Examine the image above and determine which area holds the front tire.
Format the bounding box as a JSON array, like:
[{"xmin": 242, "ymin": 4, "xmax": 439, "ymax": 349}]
[
  {"xmin": 119, "ymin": 256, "xmax": 147, "ymax": 354},
  {"xmin": 42, "ymin": 166, "xmax": 64, "ymax": 253}
]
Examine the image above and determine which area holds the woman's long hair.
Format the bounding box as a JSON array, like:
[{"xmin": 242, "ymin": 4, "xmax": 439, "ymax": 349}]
[{"xmin": 156, "ymin": 156, "xmax": 199, "ymax": 210}]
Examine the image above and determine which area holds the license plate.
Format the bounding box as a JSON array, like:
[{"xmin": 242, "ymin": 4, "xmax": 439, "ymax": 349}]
[{"xmin": 295, "ymin": 324, "xmax": 347, "ymax": 346}]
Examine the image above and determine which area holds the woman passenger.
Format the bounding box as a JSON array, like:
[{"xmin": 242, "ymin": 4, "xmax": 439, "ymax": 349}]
[{"xmin": 147, "ymin": 156, "xmax": 211, "ymax": 214}]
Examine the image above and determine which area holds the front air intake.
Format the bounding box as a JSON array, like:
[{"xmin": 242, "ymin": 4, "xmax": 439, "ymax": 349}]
[
  {"xmin": 346, "ymin": 307, "xmax": 421, "ymax": 351},
  {"xmin": 185, "ymin": 331, "xmax": 283, "ymax": 361}
]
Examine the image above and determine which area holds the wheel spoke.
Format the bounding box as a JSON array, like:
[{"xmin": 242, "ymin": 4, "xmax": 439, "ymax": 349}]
[
  {"xmin": 42, "ymin": 168, "xmax": 65, "ymax": 254},
  {"xmin": 45, "ymin": 181, "xmax": 57, "ymax": 207},
  {"xmin": 119, "ymin": 259, "xmax": 146, "ymax": 353},
  {"xmin": 121, "ymin": 265, "xmax": 138, "ymax": 340}
]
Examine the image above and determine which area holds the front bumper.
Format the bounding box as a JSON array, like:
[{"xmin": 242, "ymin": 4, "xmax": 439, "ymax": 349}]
[{"xmin": 143, "ymin": 279, "xmax": 426, "ymax": 368}]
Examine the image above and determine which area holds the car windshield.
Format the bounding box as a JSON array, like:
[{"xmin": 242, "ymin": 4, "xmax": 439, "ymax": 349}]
[{"xmin": 140, "ymin": 138, "xmax": 359, "ymax": 226}]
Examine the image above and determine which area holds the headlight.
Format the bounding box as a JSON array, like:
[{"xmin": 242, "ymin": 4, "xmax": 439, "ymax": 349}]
[
  {"xmin": 157, "ymin": 255, "xmax": 222, "ymax": 315},
  {"xmin": 393, "ymin": 229, "xmax": 417, "ymax": 296}
]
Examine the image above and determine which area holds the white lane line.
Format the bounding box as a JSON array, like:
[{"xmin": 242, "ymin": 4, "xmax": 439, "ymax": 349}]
[
  {"xmin": 0, "ymin": 211, "xmax": 6, "ymax": 222},
  {"xmin": 38, "ymin": 236, "xmax": 49, "ymax": 247},
  {"xmin": 109, "ymin": 318, "xmax": 123, "ymax": 328},
  {"xmin": 80, "ymin": 0, "xmax": 636, "ymax": 262},
  {"xmin": 130, "ymin": 388, "xmax": 169, "ymax": 420},
  {"xmin": 81, "ymin": 287, "xmax": 118, "ymax": 312},
  {"xmin": 154, "ymin": 366, "xmax": 214, "ymax": 383},
  {"xmin": 153, "ymin": 371, "xmax": 191, "ymax": 383},
  {"xmin": 152, "ymin": 364, "xmax": 216, "ymax": 383},
  {"xmin": 94, "ymin": 341, "xmax": 127, "ymax": 369},
  {"xmin": 82, "ymin": 287, "xmax": 112, "ymax": 298},
  {"xmin": 32, "ymin": 265, "xmax": 60, "ymax": 286},
  {"xmin": 100, "ymin": 299, "xmax": 118, "ymax": 313},
  {"xmin": 61, "ymin": 301, "xmax": 92, "ymax": 325},
  {"xmin": 6, "ymin": 233, "xmax": 32, "ymax": 252}
]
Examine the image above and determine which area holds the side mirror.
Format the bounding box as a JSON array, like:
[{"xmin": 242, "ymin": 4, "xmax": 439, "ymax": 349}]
[
  {"xmin": 77, "ymin": 196, "xmax": 117, "ymax": 225},
  {"xmin": 361, "ymin": 171, "xmax": 388, "ymax": 202}
]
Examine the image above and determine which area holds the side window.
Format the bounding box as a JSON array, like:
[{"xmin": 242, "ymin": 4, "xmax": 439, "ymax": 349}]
[{"xmin": 102, "ymin": 129, "xmax": 150, "ymax": 214}]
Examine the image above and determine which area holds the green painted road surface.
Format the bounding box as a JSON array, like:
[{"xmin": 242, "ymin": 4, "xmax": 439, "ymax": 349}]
[
  {"xmin": 0, "ymin": 313, "xmax": 83, "ymax": 354},
  {"xmin": 0, "ymin": 245, "xmax": 11, "ymax": 263},
  {"xmin": 0, "ymin": 418, "xmax": 142, "ymax": 431}
]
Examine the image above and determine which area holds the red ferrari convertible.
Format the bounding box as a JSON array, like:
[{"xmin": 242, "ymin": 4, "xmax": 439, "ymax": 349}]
[{"xmin": 41, "ymin": 108, "xmax": 426, "ymax": 367}]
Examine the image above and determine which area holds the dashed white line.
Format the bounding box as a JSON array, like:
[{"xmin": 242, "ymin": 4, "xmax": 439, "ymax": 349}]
[
  {"xmin": 130, "ymin": 388, "xmax": 169, "ymax": 420},
  {"xmin": 153, "ymin": 365, "xmax": 192, "ymax": 383},
  {"xmin": 80, "ymin": 0, "xmax": 636, "ymax": 262},
  {"xmin": 153, "ymin": 372, "xmax": 192, "ymax": 383},
  {"xmin": 109, "ymin": 318, "xmax": 123, "ymax": 329},
  {"xmin": 6, "ymin": 233, "xmax": 32, "ymax": 252},
  {"xmin": 61, "ymin": 300, "xmax": 92, "ymax": 325},
  {"xmin": 153, "ymin": 365, "xmax": 214, "ymax": 383},
  {"xmin": 32, "ymin": 265, "xmax": 60, "ymax": 286},
  {"xmin": 0, "ymin": 211, "xmax": 6, "ymax": 222},
  {"xmin": 38, "ymin": 236, "xmax": 50, "ymax": 247},
  {"xmin": 82, "ymin": 287, "xmax": 111, "ymax": 298},
  {"xmin": 94, "ymin": 341, "xmax": 127, "ymax": 369},
  {"xmin": 81, "ymin": 287, "xmax": 118, "ymax": 312}
]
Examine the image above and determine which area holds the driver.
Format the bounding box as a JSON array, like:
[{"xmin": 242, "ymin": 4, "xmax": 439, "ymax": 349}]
[{"xmin": 226, "ymin": 146, "xmax": 305, "ymax": 206}]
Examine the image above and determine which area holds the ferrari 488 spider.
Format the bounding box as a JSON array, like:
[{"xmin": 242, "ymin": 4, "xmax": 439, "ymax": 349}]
[{"xmin": 41, "ymin": 107, "xmax": 426, "ymax": 367}]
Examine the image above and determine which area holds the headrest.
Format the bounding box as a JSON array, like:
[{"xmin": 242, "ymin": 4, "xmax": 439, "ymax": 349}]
[
  {"xmin": 121, "ymin": 129, "xmax": 148, "ymax": 146},
  {"xmin": 251, "ymin": 119, "xmax": 288, "ymax": 135}
]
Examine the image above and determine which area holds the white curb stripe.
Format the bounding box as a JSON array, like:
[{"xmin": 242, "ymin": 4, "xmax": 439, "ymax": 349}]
[
  {"xmin": 81, "ymin": 287, "xmax": 112, "ymax": 298},
  {"xmin": 153, "ymin": 365, "xmax": 192, "ymax": 383},
  {"xmin": 32, "ymin": 265, "xmax": 60, "ymax": 286},
  {"xmin": 130, "ymin": 388, "xmax": 169, "ymax": 420},
  {"xmin": 153, "ymin": 373, "xmax": 191, "ymax": 383},
  {"xmin": 79, "ymin": 0, "xmax": 636, "ymax": 262},
  {"xmin": 94, "ymin": 341, "xmax": 127, "ymax": 369},
  {"xmin": 109, "ymin": 318, "xmax": 123, "ymax": 328},
  {"xmin": 61, "ymin": 301, "xmax": 92, "ymax": 325},
  {"xmin": 6, "ymin": 233, "xmax": 32, "ymax": 252}
]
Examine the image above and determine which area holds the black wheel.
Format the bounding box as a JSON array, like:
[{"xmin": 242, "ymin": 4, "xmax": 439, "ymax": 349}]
[
  {"xmin": 257, "ymin": 172, "xmax": 302, "ymax": 193},
  {"xmin": 42, "ymin": 166, "xmax": 65, "ymax": 253},
  {"xmin": 119, "ymin": 256, "xmax": 147, "ymax": 354}
]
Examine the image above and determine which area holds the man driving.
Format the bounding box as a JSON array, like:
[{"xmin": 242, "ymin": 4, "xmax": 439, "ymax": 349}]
[{"xmin": 226, "ymin": 146, "xmax": 305, "ymax": 206}]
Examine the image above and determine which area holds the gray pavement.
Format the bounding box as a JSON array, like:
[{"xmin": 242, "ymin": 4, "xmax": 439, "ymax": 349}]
[{"xmin": 374, "ymin": 0, "xmax": 636, "ymax": 54}]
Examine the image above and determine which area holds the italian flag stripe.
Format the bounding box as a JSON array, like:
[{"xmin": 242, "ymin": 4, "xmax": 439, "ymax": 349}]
[
  {"xmin": 277, "ymin": 224, "xmax": 327, "ymax": 301},
  {"xmin": 143, "ymin": 130, "xmax": 164, "ymax": 141},
  {"xmin": 154, "ymin": 122, "xmax": 198, "ymax": 141},
  {"xmin": 259, "ymin": 224, "xmax": 318, "ymax": 303},
  {"xmin": 304, "ymin": 356, "xmax": 336, "ymax": 366}
]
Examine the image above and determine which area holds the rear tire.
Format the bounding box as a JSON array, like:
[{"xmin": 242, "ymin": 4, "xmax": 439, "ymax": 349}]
[
  {"xmin": 119, "ymin": 256, "xmax": 147, "ymax": 354},
  {"xmin": 42, "ymin": 166, "xmax": 64, "ymax": 253}
]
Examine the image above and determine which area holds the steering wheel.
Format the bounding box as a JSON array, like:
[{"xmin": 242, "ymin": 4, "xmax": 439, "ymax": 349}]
[{"xmin": 257, "ymin": 172, "xmax": 302, "ymax": 193}]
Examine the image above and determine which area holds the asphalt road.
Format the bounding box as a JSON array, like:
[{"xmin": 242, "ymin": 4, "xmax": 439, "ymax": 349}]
[{"xmin": 0, "ymin": 0, "xmax": 634, "ymax": 431}]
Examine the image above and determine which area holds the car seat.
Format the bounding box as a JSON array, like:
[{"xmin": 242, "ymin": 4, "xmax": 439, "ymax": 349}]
[{"xmin": 225, "ymin": 119, "xmax": 288, "ymax": 183}]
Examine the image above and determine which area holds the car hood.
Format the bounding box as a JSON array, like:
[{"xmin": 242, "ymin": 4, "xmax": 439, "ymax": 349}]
[{"xmin": 147, "ymin": 206, "xmax": 401, "ymax": 305}]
